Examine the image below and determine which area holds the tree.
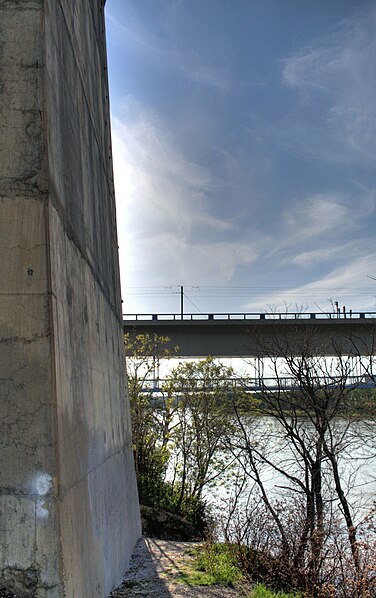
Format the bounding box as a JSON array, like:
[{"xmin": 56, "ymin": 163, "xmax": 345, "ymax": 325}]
[
  {"xmin": 167, "ymin": 357, "xmax": 241, "ymax": 512},
  {"xmin": 125, "ymin": 341, "xmax": 241, "ymax": 529},
  {"xmin": 223, "ymin": 329, "xmax": 376, "ymax": 596},
  {"xmin": 124, "ymin": 332, "xmax": 178, "ymax": 505}
]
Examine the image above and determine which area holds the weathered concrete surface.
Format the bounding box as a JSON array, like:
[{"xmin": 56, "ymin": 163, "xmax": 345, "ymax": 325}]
[{"xmin": 0, "ymin": 1, "xmax": 140, "ymax": 597}]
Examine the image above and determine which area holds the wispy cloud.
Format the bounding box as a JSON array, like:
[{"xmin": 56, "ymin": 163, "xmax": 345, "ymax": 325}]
[
  {"xmin": 127, "ymin": 234, "xmax": 258, "ymax": 287},
  {"xmin": 265, "ymin": 190, "xmax": 374, "ymax": 263},
  {"xmin": 107, "ymin": 2, "xmax": 376, "ymax": 314},
  {"xmin": 112, "ymin": 100, "xmax": 257, "ymax": 291},
  {"xmin": 244, "ymin": 253, "xmax": 376, "ymax": 312},
  {"xmin": 106, "ymin": 9, "xmax": 230, "ymax": 90},
  {"xmin": 290, "ymin": 243, "xmax": 361, "ymax": 268},
  {"xmin": 285, "ymin": 193, "xmax": 354, "ymax": 239},
  {"xmin": 175, "ymin": 51, "xmax": 230, "ymax": 90},
  {"xmin": 281, "ymin": 5, "xmax": 376, "ymax": 163},
  {"xmin": 113, "ymin": 102, "xmax": 229, "ymax": 234}
]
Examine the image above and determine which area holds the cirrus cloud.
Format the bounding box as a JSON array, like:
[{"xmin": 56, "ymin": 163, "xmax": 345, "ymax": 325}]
[{"xmin": 281, "ymin": 5, "xmax": 376, "ymax": 163}]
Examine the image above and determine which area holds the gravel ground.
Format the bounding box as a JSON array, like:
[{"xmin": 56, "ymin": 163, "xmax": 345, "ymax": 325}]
[
  {"xmin": 109, "ymin": 537, "xmax": 250, "ymax": 597},
  {"xmin": 1, "ymin": 538, "xmax": 249, "ymax": 598}
]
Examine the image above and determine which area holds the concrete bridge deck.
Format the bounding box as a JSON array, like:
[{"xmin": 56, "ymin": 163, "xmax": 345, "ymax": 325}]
[{"xmin": 123, "ymin": 311, "xmax": 376, "ymax": 357}]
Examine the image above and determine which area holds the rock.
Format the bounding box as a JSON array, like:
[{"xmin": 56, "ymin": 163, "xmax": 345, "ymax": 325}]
[{"xmin": 140, "ymin": 505, "xmax": 204, "ymax": 541}]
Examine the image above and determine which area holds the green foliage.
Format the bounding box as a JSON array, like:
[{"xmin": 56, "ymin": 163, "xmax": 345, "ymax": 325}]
[
  {"xmin": 179, "ymin": 569, "xmax": 217, "ymax": 586},
  {"xmin": 168, "ymin": 357, "xmax": 240, "ymax": 505},
  {"xmin": 124, "ymin": 331, "xmax": 175, "ymax": 360},
  {"xmin": 124, "ymin": 333, "xmax": 176, "ymax": 503},
  {"xmin": 250, "ymin": 584, "xmax": 303, "ymax": 598},
  {"xmin": 125, "ymin": 333, "xmax": 376, "ymax": 594},
  {"xmin": 137, "ymin": 475, "xmax": 208, "ymax": 533},
  {"xmin": 183, "ymin": 542, "xmax": 243, "ymax": 587},
  {"xmin": 346, "ymin": 388, "xmax": 376, "ymax": 416},
  {"xmin": 125, "ymin": 336, "xmax": 230, "ymax": 530},
  {"xmin": 181, "ymin": 542, "xmax": 304, "ymax": 594}
]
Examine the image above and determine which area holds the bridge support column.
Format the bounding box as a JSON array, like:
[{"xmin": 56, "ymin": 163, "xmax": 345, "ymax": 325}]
[{"xmin": 0, "ymin": 2, "xmax": 140, "ymax": 596}]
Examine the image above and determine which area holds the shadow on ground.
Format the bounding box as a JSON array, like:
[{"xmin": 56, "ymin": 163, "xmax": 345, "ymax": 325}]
[
  {"xmin": 109, "ymin": 537, "xmax": 173, "ymax": 597},
  {"xmin": 109, "ymin": 537, "xmax": 243, "ymax": 597}
]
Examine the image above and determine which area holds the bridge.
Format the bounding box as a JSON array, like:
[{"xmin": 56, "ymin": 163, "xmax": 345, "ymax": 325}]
[
  {"xmin": 138, "ymin": 374, "xmax": 376, "ymax": 394},
  {"xmin": 123, "ymin": 311, "xmax": 376, "ymax": 357}
]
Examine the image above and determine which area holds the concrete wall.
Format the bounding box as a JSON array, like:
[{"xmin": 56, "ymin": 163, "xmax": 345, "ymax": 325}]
[{"xmin": 0, "ymin": 1, "xmax": 140, "ymax": 596}]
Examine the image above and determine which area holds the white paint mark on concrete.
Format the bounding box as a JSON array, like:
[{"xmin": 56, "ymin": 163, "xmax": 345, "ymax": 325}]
[
  {"xmin": 36, "ymin": 498, "xmax": 49, "ymax": 519},
  {"xmin": 32, "ymin": 472, "xmax": 53, "ymax": 496}
]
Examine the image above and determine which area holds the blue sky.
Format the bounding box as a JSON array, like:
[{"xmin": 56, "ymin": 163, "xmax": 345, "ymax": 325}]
[{"xmin": 105, "ymin": 0, "xmax": 376, "ymax": 315}]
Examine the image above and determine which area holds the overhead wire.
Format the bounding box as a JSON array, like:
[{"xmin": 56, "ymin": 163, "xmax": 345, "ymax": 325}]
[{"xmin": 125, "ymin": 285, "xmax": 375, "ymax": 298}]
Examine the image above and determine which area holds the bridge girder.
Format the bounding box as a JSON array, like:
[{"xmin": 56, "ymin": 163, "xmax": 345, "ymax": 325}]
[{"xmin": 123, "ymin": 317, "xmax": 376, "ymax": 358}]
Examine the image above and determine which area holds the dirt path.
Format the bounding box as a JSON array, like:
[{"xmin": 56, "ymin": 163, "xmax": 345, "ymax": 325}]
[{"xmin": 109, "ymin": 538, "xmax": 249, "ymax": 597}]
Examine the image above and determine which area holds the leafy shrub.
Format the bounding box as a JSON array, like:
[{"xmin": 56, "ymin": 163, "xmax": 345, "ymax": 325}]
[
  {"xmin": 191, "ymin": 542, "xmax": 243, "ymax": 587},
  {"xmin": 250, "ymin": 584, "xmax": 303, "ymax": 597}
]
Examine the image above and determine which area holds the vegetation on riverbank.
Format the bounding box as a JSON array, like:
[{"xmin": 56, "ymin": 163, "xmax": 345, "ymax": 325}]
[
  {"xmin": 125, "ymin": 332, "xmax": 376, "ymax": 597},
  {"xmin": 182, "ymin": 543, "xmax": 243, "ymax": 587},
  {"xmin": 250, "ymin": 586, "xmax": 303, "ymax": 598},
  {"xmin": 183, "ymin": 542, "xmax": 303, "ymax": 597},
  {"xmin": 245, "ymin": 387, "xmax": 376, "ymax": 418},
  {"xmin": 125, "ymin": 332, "xmax": 240, "ymax": 533}
]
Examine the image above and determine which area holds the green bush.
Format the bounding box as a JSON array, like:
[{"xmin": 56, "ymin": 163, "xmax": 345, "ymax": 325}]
[
  {"xmin": 138, "ymin": 474, "xmax": 209, "ymax": 535},
  {"xmin": 250, "ymin": 584, "xmax": 303, "ymax": 597},
  {"xmin": 190, "ymin": 542, "xmax": 243, "ymax": 587}
]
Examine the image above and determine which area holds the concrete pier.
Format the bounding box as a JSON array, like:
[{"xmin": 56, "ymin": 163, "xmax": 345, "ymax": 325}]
[{"xmin": 0, "ymin": 1, "xmax": 140, "ymax": 596}]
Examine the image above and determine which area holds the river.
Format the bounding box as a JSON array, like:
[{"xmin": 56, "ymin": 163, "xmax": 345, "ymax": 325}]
[{"xmin": 204, "ymin": 416, "xmax": 376, "ymax": 525}]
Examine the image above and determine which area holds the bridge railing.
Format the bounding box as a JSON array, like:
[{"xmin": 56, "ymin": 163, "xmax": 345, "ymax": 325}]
[
  {"xmin": 138, "ymin": 374, "xmax": 376, "ymax": 393},
  {"xmin": 123, "ymin": 311, "xmax": 376, "ymax": 322}
]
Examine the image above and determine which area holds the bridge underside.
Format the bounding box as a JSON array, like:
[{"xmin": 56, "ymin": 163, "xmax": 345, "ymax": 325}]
[{"xmin": 123, "ymin": 318, "xmax": 376, "ymax": 357}]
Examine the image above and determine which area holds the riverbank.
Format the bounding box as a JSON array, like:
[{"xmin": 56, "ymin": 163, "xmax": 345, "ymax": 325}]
[{"xmin": 109, "ymin": 537, "xmax": 251, "ymax": 597}]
